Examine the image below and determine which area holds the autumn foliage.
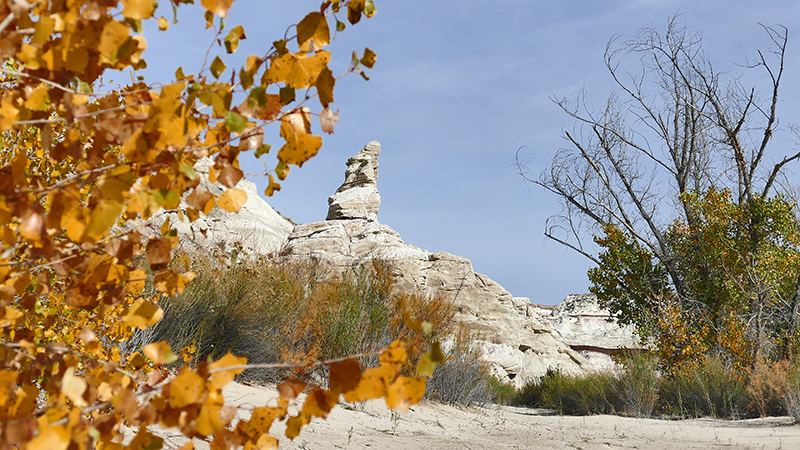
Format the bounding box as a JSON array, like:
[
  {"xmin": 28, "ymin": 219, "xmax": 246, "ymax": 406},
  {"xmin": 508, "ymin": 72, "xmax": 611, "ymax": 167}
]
[{"xmin": 0, "ymin": 1, "xmax": 444, "ymax": 449}]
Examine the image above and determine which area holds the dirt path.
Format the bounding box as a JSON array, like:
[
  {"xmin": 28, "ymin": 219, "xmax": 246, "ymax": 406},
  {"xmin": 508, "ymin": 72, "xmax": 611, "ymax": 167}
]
[{"xmin": 151, "ymin": 382, "xmax": 800, "ymax": 450}]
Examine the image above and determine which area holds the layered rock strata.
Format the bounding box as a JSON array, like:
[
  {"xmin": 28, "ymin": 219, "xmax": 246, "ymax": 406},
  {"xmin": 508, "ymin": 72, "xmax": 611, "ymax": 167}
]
[
  {"xmin": 285, "ymin": 142, "xmax": 589, "ymax": 387},
  {"xmin": 534, "ymin": 294, "xmax": 641, "ymax": 372}
]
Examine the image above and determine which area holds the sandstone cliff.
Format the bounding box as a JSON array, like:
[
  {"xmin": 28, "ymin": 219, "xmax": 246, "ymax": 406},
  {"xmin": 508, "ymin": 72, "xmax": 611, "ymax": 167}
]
[{"xmin": 284, "ymin": 142, "xmax": 591, "ymax": 387}]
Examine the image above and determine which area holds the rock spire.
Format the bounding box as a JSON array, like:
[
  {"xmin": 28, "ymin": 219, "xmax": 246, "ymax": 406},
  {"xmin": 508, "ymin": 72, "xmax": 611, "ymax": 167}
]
[{"xmin": 326, "ymin": 141, "xmax": 382, "ymax": 221}]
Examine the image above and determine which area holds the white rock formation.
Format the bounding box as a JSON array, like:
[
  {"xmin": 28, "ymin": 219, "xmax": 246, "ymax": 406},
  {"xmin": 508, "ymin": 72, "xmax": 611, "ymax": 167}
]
[
  {"xmin": 124, "ymin": 158, "xmax": 294, "ymax": 256},
  {"xmin": 285, "ymin": 142, "xmax": 590, "ymax": 387},
  {"xmin": 535, "ymin": 294, "xmax": 641, "ymax": 373},
  {"xmin": 326, "ymin": 141, "xmax": 382, "ymax": 221}
]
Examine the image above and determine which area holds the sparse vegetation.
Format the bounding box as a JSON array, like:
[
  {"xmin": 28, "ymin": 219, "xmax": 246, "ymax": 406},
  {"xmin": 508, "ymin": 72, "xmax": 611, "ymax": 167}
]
[{"xmin": 145, "ymin": 254, "xmax": 502, "ymax": 407}]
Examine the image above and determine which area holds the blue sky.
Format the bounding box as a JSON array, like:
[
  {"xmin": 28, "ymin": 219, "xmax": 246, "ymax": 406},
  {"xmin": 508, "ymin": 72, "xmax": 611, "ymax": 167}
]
[{"xmin": 138, "ymin": 1, "xmax": 800, "ymax": 304}]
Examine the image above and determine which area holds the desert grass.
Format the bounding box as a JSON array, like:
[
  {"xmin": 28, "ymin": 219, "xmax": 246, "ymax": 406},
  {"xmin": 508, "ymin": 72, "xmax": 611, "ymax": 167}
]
[{"xmin": 143, "ymin": 255, "xmax": 500, "ymax": 406}]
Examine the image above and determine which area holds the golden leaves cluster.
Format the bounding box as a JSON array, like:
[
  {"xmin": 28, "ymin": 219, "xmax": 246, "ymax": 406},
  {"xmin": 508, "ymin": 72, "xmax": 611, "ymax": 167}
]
[{"xmin": 0, "ymin": 1, "xmax": 420, "ymax": 449}]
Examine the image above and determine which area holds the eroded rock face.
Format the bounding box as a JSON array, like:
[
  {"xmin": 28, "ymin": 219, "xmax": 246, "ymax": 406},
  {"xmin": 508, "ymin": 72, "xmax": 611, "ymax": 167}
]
[
  {"xmin": 326, "ymin": 141, "xmax": 382, "ymax": 221},
  {"xmin": 285, "ymin": 142, "xmax": 590, "ymax": 387}
]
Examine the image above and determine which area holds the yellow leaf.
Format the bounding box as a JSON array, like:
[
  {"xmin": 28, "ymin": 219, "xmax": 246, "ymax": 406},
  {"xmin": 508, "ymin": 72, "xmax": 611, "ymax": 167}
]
[
  {"xmin": 201, "ymin": 0, "xmax": 233, "ymax": 18},
  {"xmin": 224, "ymin": 24, "xmax": 246, "ymax": 54},
  {"xmin": 61, "ymin": 367, "xmax": 87, "ymax": 407},
  {"xmin": 416, "ymin": 352, "xmax": 435, "ymax": 378},
  {"xmin": 284, "ymin": 414, "xmax": 309, "ymax": 440},
  {"xmin": 84, "ymin": 200, "xmax": 124, "ymax": 241},
  {"xmin": 316, "ymin": 67, "xmax": 335, "ymax": 108},
  {"xmin": 0, "ymin": 306, "xmax": 24, "ymax": 328},
  {"xmin": 32, "ymin": 14, "xmax": 55, "ymax": 44},
  {"xmin": 24, "ymin": 86, "xmax": 50, "ymax": 111},
  {"xmin": 98, "ymin": 20, "xmax": 130, "ymax": 64},
  {"xmin": 386, "ymin": 376, "xmax": 426, "ymax": 412},
  {"xmin": 196, "ymin": 398, "xmax": 225, "ymax": 436},
  {"xmin": 217, "ymin": 188, "xmax": 247, "ymax": 213},
  {"xmin": 297, "ymin": 12, "xmax": 330, "ymax": 52},
  {"xmin": 127, "ymin": 269, "xmax": 147, "ymax": 295},
  {"xmin": 342, "ymin": 364, "xmax": 394, "ymax": 403},
  {"xmin": 244, "ymin": 434, "xmax": 278, "ymax": 450},
  {"xmin": 65, "ymin": 46, "xmax": 89, "ymax": 73},
  {"xmin": 360, "ymin": 47, "xmax": 376, "ymax": 69},
  {"xmin": 278, "ymin": 111, "xmax": 322, "ymax": 167},
  {"xmin": 17, "ymin": 44, "xmax": 42, "ymax": 70},
  {"xmin": 301, "ymin": 387, "xmax": 337, "ymax": 418},
  {"xmin": 143, "ymin": 342, "xmax": 177, "ymax": 365},
  {"xmin": 168, "ymin": 366, "xmax": 204, "ymax": 408},
  {"xmin": 27, "ymin": 424, "xmax": 69, "ymax": 450},
  {"xmin": 0, "ymin": 95, "xmax": 20, "ymax": 130},
  {"xmin": 210, "ymin": 56, "xmax": 227, "ymax": 79},
  {"xmin": 121, "ymin": 0, "xmax": 155, "ymax": 19},
  {"xmin": 158, "ymin": 16, "xmax": 169, "ymax": 30},
  {"xmin": 208, "ymin": 352, "xmax": 247, "ymax": 390},
  {"xmin": 237, "ymin": 407, "xmax": 285, "ymax": 439},
  {"xmin": 122, "ymin": 298, "xmax": 163, "ymax": 329},
  {"xmin": 287, "ymin": 51, "xmax": 330, "ymax": 89},
  {"xmin": 379, "ymin": 341, "xmax": 407, "ymax": 371},
  {"xmin": 263, "ymin": 53, "xmax": 293, "ymax": 85}
]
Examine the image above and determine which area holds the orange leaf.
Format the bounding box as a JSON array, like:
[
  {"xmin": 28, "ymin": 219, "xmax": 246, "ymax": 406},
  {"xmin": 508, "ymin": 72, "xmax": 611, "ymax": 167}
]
[
  {"xmin": 277, "ymin": 378, "xmax": 306, "ymax": 401},
  {"xmin": 329, "ymin": 359, "xmax": 361, "ymax": 394},
  {"xmin": 146, "ymin": 237, "xmax": 173, "ymax": 265}
]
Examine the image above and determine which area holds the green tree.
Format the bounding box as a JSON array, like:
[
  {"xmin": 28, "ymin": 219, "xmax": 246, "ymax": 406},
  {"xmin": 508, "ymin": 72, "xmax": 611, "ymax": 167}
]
[{"xmin": 522, "ymin": 17, "xmax": 800, "ymax": 368}]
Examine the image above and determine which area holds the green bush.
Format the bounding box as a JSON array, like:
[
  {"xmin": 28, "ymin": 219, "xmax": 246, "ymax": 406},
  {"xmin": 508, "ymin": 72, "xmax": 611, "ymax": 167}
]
[
  {"xmin": 657, "ymin": 356, "xmax": 749, "ymax": 419},
  {"xmin": 516, "ymin": 369, "xmax": 622, "ymax": 415}
]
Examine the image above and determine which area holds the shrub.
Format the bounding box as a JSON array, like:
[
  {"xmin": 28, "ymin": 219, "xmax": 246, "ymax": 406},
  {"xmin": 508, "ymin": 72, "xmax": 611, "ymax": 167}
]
[
  {"xmin": 747, "ymin": 358, "xmax": 790, "ymax": 417},
  {"xmin": 536, "ymin": 369, "xmax": 622, "ymax": 415},
  {"xmin": 147, "ymin": 256, "xmax": 457, "ymax": 384},
  {"xmin": 616, "ymin": 351, "xmax": 660, "ymax": 417},
  {"xmin": 657, "ymin": 356, "xmax": 749, "ymax": 418},
  {"xmin": 424, "ymin": 325, "xmax": 496, "ymax": 407}
]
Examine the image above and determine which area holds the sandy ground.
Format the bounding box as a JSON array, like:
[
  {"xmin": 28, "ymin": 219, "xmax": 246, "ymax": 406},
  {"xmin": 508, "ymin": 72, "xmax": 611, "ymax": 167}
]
[{"xmin": 148, "ymin": 382, "xmax": 800, "ymax": 450}]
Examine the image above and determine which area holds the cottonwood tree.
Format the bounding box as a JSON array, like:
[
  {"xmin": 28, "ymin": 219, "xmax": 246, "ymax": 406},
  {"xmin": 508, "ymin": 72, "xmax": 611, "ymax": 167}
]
[
  {"xmin": 520, "ymin": 17, "xmax": 800, "ymax": 368},
  {"xmin": 0, "ymin": 1, "xmax": 443, "ymax": 449}
]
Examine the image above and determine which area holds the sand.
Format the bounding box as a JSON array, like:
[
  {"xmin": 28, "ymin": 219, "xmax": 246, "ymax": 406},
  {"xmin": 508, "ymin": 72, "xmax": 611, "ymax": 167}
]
[{"xmin": 148, "ymin": 382, "xmax": 800, "ymax": 450}]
